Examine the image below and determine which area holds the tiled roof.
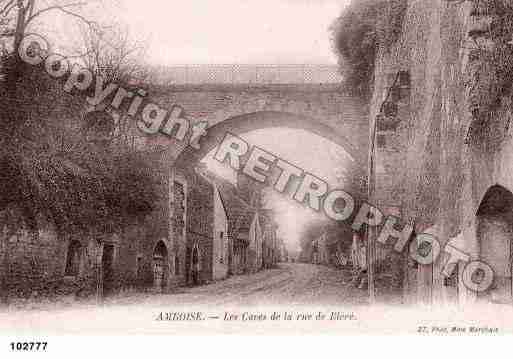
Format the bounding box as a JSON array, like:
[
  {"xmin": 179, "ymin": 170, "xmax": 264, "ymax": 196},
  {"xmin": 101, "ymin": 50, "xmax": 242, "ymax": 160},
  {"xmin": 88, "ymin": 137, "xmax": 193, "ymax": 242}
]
[{"xmin": 195, "ymin": 167, "xmax": 255, "ymax": 230}]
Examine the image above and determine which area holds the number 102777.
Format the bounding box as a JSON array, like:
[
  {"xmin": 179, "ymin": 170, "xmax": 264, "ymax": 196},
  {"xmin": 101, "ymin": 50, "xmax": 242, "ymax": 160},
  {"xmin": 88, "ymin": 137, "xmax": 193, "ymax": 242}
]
[{"xmin": 10, "ymin": 342, "xmax": 48, "ymax": 351}]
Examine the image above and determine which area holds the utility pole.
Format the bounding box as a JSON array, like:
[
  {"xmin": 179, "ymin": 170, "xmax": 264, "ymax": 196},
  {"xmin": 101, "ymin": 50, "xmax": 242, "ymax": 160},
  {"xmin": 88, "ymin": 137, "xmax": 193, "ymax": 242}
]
[{"xmin": 367, "ymin": 100, "xmax": 377, "ymax": 305}]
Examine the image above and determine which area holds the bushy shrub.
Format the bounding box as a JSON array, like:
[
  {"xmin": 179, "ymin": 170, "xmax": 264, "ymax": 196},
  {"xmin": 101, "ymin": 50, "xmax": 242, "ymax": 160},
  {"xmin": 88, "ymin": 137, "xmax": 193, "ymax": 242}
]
[
  {"xmin": 330, "ymin": 0, "xmax": 408, "ymax": 97},
  {"xmin": 466, "ymin": 3, "xmax": 513, "ymax": 150},
  {"xmin": 0, "ymin": 56, "xmax": 158, "ymax": 235}
]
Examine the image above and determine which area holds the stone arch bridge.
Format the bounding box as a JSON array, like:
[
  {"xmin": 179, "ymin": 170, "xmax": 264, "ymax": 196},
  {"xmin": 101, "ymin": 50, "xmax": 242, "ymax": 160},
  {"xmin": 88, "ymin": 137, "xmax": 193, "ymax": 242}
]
[{"xmin": 144, "ymin": 65, "xmax": 370, "ymax": 186}]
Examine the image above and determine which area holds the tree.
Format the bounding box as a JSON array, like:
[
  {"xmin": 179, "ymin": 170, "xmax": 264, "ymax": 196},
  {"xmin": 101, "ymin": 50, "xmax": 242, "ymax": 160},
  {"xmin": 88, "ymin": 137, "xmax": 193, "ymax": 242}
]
[
  {"xmin": 77, "ymin": 23, "xmax": 149, "ymax": 85},
  {"xmin": 330, "ymin": 0, "xmax": 408, "ymax": 97},
  {"xmin": 298, "ymin": 220, "xmax": 327, "ymax": 262},
  {"xmin": 0, "ymin": 1, "xmax": 158, "ymax": 302},
  {"xmin": 0, "ymin": 0, "xmax": 157, "ymax": 228},
  {"xmin": 298, "ymin": 219, "xmax": 354, "ymax": 265},
  {"xmin": 75, "ymin": 23, "xmax": 151, "ymax": 150}
]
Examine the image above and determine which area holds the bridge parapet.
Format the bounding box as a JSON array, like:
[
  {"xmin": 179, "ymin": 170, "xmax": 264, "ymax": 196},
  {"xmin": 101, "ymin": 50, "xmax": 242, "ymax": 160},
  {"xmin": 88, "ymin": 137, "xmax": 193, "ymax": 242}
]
[
  {"xmin": 150, "ymin": 64, "xmax": 343, "ymax": 85},
  {"xmin": 148, "ymin": 84, "xmax": 369, "ymax": 162},
  {"xmin": 144, "ymin": 78, "xmax": 369, "ymax": 172}
]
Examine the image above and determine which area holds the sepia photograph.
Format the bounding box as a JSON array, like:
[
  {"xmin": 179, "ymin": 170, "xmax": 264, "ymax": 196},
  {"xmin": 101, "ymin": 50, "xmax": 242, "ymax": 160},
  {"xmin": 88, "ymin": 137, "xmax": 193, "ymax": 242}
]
[{"xmin": 0, "ymin": 0, "xmax": 512, "ymax": 354}]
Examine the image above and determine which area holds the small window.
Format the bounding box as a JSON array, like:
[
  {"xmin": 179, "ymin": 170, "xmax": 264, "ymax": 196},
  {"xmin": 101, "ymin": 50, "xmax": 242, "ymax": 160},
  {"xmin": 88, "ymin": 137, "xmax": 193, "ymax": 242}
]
[
  {"xmin": 65, "ymin": 241, "xmax": 82, "ymax": 276},
  {"xmin": 219, "ymin": 232, "xmax": 225, "ymax": 264},
  {"xmin": 390, "ymin": 86, "xmax": 401, "ymax": 103},
  {"xmin": 136, "ymin": 256, "xmax": 143, "ymax": 278},
  {"xmin": 174, "ymin": 181, "xmax": 186, "ymax": 229},
  {"xmin": 377, "ymin": 116, "xmax": 400, "ymax": 132},
  {"xmin": 175, "ymin": 256, "xmax": 180, "ymax": 275},
  {"xmin": 398, "ymin": 70, "xmax": 410, "ymax": 88},
  {"xmin": 377, "ymin": 134, "xmax": 387, "ymax": 148},
  {"xmin": 444, "ymin": 264, "xmax": 459, "ymax": 287},
  {"xmin": 383, "ymin": 101, "xmax": 398, "ymax": 118}
]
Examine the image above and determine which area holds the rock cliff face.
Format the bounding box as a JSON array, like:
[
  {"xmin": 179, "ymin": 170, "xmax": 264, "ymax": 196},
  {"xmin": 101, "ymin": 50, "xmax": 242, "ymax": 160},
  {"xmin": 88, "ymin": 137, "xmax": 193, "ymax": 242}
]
[{"xmin": 372, "ymin": 0, "xmax": 513, "ymax": 304}]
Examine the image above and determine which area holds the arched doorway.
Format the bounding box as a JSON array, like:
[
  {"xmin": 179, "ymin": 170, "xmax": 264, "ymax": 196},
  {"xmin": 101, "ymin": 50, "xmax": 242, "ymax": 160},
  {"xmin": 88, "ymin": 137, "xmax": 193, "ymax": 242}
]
[
  {"xmin": 191, "ymin": 245, "xmax": 200, "ymax": 285},
  {"xmin": 476, "ymin": 185, "xmax": 513, "ymax": 304},
  {"xmin": 101, "ymin": 244, "xmax": 115, "ymax": 297},
  {"xmin": 64, "ymin": 240, "xmax": 82, "ymax": 277},
  {"xmin": 153, "ymin": 241, "xmax": 169, "ymax": 292}
]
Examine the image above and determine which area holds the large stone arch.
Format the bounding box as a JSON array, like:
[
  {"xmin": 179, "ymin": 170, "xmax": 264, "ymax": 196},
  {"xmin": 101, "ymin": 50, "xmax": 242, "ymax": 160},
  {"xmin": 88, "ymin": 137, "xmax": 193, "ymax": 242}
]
[
  {"xmin": 174, "ymin": 111, "xmax": 365, "ymax": 174},
  {"xmin": 150, "ymin": 85, "xmax": 369, "ymax": 174}
]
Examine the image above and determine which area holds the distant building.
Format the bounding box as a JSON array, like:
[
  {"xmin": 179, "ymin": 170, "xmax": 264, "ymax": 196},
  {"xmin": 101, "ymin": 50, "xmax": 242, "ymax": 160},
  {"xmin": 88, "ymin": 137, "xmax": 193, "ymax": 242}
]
[
  {"xmin": 227, "ymin": 206, "xmax": 259, "ymax": 275},
  {"xmin": 211, "ymin": 182, "xmax": 230, "ymax": 280},
  {"xmin": 260, "ymin": 210, "xmax": 279, "ymax": 269},
  {"xmin": 192, "ymin": 166, "xmax": 230, "ymax": 281},
  {"xmin": 351, "ymin": 233, "xmax": 366, "ymax": 271},
  {"xmin": 276, "ymin": 238, "xmax": 288, "ymax": 263},
  {"xmin": 312, "ymin": 233, "xmax": 329, "ymax": 265},
  {"xmin": 172, "ymin": 165, "xmax": 235, "ymax": 286},
  {"xmin": 246, "ymin": 213, "xmax": 263, "ymax": 273},
  {"xmin": 180, "ymin": 167, "xmax": 214, "ymax": 286},
  {"xmin": 200, "ymin": 172, "xmax": 261, "ymax": 275}
]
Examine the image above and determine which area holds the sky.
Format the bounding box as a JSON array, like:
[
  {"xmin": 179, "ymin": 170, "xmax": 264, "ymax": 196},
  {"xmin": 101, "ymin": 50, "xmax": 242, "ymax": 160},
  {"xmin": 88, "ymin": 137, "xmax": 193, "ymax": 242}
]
[
  {"xmin": 202, "ymin": 128, "xmax": 353, "ymax": 252},
  {"xmin": 118, "ymin": 0, "xmax": 346, "ymax": 65},
  {"xmin": 42, "ymin": 0, "xmax": 348, "ymax": 66}
]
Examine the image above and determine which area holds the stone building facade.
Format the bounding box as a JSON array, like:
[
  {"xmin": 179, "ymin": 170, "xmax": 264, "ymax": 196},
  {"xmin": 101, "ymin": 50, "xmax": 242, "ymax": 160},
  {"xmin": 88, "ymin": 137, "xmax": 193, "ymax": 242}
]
[
  {"xmin": 312, "ymin": 234, "xmax": 329, "ymax": 266},
  {"xmin": 370, "ymin": 0, "xmax": 513, "ymax": 305},
  {"xmin": 0, "ymin": 150, "xmax": 221, "ymax": 301},
  {"xmin": 260, "ymin": 212, "xmax": 277, "ymax": 269},
  {"xmin": 351, "ymin": 233, "xmax": 366, "ymax": 271},
  {"xmin": 0, "ymin": 147, "xmax": 174, "ymax": 302},
  {"xmin": 245, "ymin": 214, "xmax": 262, "ymax": 273},
  {"xmin": 181, "ymin": 168, "xmax": 214, "ymax": 286},
  {"xmin": 211, "ymin": 183, "xmax": 230, "ymax": 281},
  {"xmin": 192, "ymin": 167, "xmax": 230, "ymax": 282},
  {"xmin": 212, "ymin": 180, "xmax": 261, "ymax": 275}
]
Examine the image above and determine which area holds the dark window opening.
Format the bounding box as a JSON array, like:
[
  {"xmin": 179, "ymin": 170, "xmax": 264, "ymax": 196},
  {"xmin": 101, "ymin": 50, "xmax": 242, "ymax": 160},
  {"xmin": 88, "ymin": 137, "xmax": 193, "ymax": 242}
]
[
  {"xmin": 220, "ymin": 232, "xmax": 225, "ymax": 264},
  {"xmin": 377, "ymin": 116, "xmax": 400, "ymax": 132},
  {"xmin": 391, "ymin": 86, "xmax": 401, "ymax": 103},
  {"xmin": 377, "ymin": 134, "xmax": 387, "ymax": 148},
  {"xmin": 65, "ymin": 240, "xmax": 81, "ymax": 276},
  {"xmin": 174, "ymin": 181, "xmax": 186, "ymax": 229},
  {"xmin": 444, "ymin": 263, "xmax": 459, "ymax": 287},
  {"xmin": 136, "ymin": 256, "xmax": 143, "ymax": 278},
  {"xmin": 102, "ymin": 244, "xmax": 116, "ymax": 296},
  {"xmin": 398, "ymin": 70, "xmax": 410, "ymax": 88},
  {"xmin": 383, "ymin": 101, "xmax": 398, "ymax": 118}
]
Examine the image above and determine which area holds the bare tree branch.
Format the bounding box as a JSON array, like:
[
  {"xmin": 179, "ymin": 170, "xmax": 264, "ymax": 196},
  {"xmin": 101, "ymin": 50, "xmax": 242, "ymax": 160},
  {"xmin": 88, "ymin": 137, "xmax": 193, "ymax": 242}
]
[
  {"xmin": 0, "ymin": 0, "xmax": 15, "ymax": 17},
  {"xmin": 26, "ymin": 0, "xmax": 34, "ymax": 19},
  {"xmin": 76, "ymin": 24, "xmax": 149, "ymax": 85},
  {"xmin": 24, "ymin": 2, "xmax": 95, "ymax": 28}
]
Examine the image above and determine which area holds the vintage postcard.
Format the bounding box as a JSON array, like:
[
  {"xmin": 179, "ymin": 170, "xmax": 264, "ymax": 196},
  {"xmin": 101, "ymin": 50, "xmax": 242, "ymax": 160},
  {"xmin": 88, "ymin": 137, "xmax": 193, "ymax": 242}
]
[{"xmin": 0, "ymin": 0, "xmax": 512, "ymax": 353}]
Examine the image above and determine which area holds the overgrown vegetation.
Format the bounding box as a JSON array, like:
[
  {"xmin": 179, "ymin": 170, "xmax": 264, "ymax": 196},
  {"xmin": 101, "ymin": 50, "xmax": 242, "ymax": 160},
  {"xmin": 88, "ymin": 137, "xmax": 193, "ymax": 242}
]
[
  {"xmin": 0, "ymin": 58, "xmax": 158, "ymax": 235},
  {"xmin": 0, "ymin": 1, "xmax": 158, "ymax": 236},
  {"xmin": 466, "ymin": 1, "xmax": 513, "ymax": 150},
  {"xmin": 330, "ymin": 0, "xmax": 408, "ymax": 97}
]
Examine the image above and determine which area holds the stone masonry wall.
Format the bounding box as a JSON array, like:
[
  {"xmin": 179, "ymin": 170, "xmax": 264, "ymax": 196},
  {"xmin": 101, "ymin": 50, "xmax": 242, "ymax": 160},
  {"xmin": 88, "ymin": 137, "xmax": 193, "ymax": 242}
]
[
  {"xmin": 374, "ymin": 0, "xmax": 513, "ymax": 305},
  {"xmin": 186, "ymin": 171, "xmax": 214, "ymax": 285}
]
